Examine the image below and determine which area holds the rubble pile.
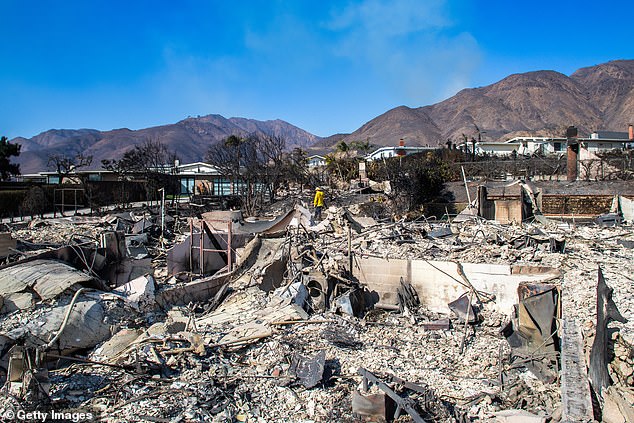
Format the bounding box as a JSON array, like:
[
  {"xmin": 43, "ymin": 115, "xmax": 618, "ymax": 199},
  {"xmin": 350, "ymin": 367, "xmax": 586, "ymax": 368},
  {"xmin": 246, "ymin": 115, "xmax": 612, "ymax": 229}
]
[{"xmin": 0, "ymin": 193, "xmax": 632, "ymax": 422}]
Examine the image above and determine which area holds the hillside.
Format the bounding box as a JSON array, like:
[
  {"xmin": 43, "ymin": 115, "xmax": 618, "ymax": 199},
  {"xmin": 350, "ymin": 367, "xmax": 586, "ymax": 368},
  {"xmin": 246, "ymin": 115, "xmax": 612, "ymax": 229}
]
[
  {"xmin": 331, "ymin": 60, "xmax": 633, "ymax": 148},
  {"xmin": 12, "ymin": 59, "xmax": 634, "ymax": 173},
  {"xmin": 13, "ymin": 116, "xmax": 320, "ymax": 173}
]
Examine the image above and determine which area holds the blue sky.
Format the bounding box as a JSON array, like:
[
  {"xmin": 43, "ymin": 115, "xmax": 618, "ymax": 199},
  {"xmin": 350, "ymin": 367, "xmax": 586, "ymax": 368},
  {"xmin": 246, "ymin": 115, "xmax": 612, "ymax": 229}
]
[{"xmin": 1, "ymin": 0, "xmax": 632, "ymax": 139}]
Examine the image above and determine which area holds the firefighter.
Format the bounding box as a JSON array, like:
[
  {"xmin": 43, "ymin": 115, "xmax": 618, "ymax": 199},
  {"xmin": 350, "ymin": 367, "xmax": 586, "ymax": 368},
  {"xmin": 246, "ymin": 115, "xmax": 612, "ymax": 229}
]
[{"xmin": 313, "ymin": 187, "xmax": 325, "ymax": 220}]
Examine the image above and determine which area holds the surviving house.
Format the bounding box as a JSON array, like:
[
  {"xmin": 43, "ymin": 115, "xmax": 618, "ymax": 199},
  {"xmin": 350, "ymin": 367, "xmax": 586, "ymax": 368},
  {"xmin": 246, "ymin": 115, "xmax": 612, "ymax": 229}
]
[
  {"xmin": 174, "ymin": 162, "xmax": 230, "ymax": 196},
  {"xmin": 474, "ymin": 125, "xmax": 634, "ymax": 157},
  {"xmin": 307, "ymin": 155, "xmax": 327, "ymax": 168},
  {"xmin": 475, "ymin": 137, "xmax": 567, "ymax": 156},
  {"xmin": 365, "ymin": 139, "xmax": 437, "ymax": 161}
]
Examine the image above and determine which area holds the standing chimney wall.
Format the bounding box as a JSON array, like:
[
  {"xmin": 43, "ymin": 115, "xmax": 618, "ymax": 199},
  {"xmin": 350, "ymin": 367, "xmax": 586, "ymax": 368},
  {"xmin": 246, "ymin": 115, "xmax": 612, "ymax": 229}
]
[
  {"xmin": 567, "ymin": 141, "xmax": 579, "ymax": 182},
  {"xmin": 566, "ymin": 126, "xmax": 579, "ymax": 182},
  {"xmin": 629, "ymin": 123, "xmax": 633, "ymax": 140}
]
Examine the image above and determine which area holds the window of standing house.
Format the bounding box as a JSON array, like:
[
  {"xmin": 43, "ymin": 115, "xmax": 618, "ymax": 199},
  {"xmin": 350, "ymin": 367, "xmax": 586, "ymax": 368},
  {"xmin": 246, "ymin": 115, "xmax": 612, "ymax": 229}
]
[
  {"xmin": 554, "ymin": 142, "xmax": 562, "ymax": 152},
  {"xmin": 214, "ymin": 177, "xmax": 232, "ymax": 196},
  {"xmin": 180, "ymin": 177, "xmax": 195, "ymax": 194},
  {"xmin": 88, "ymin": 173, "xmax": 102, "ymax": 182}
]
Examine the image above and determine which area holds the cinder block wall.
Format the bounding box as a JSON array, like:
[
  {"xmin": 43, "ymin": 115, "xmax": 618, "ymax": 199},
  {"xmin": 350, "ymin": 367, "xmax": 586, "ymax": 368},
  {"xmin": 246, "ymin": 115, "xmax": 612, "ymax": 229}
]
[{"xmin": 542, "ymin": 195, "xmax": 613, "ymax": 215}]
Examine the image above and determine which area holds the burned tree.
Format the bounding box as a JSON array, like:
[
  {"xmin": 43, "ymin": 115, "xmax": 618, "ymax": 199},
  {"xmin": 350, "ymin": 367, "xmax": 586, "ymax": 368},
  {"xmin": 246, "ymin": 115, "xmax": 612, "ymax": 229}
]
[
  {"xmin": 47, "ymin": 152, "xmax": 93, "ymax": 184},
  {"xmin": 324, "ymin": 153, "xmax": 360, "ymax": 182},
  {"xmin": 253, "ymin": 133, "xmax": 286, "ymax": 204},
  {"xmin": 21, "ymin": 186, "xmax": 51, "ymax": 218},
  {"xmin": 589, "ymin": 268, "xmax": 628, "ymax": 397},
  {"xmin": 46, "ymin": 153, "xmax": 93, "ymax": 214},
  {"xmin": 368, "ymin": 151, "xmax": 455, "ymax": 215},
  {"xmin": 102, "ymin": 139, "xmax": 180, "ymax": 204},
  {"xmin": 206, "ymin": 133, "xmax": 287, "ymax": 215},
  {"xmin": 281, "ymin": 148, "xmax": 323, "ymax": 190}
]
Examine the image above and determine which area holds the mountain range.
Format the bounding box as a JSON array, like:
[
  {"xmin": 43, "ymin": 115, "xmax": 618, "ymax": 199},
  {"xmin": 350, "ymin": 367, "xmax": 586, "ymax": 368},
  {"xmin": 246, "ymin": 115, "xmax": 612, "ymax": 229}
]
[
  {"xmin": 12, "ymin": 116, "xmax": 320, "ymax": 174},
  {"xmin": 316, "ymin": 59, "xmax": 634, "ymax": 149},
  {"xmin": 11, "ymin": 59, "xmax": 634, "ymax": 174}
]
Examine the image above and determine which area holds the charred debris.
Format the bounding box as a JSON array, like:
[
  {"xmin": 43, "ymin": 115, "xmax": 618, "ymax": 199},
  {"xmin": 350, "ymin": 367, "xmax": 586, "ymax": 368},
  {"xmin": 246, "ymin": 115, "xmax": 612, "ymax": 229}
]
[{"xmin": 0, "ymin": 188, "xmax": 633, "ymax": 423}]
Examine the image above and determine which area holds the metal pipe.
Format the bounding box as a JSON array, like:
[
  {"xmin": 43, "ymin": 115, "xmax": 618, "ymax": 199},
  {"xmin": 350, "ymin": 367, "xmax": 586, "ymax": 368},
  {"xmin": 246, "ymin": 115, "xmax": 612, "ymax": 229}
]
[
  {"xmin": 347, "ymin": 224, "xmax": 353, "ymax": 276},
  {"xmin": 47, "ymin": 288, "xmax": 86, "ymax": 349},
  {"xmin": 199, "ymin": 220, "xmax": 204, "ymax": 275},
  {"xmin": 189, "ymin": 219, "xmax": 193, "ymax": 278},
  {"xmin": 158, "ymin": 187, "xmax": 165, "ymax": 248},
  {"xmin": 461, "ymin": 166, "xmax": 472, "ymax": 205},
  {"xmin": 227, "ymin": 220, "xmax": 233, "ymax": 271}
]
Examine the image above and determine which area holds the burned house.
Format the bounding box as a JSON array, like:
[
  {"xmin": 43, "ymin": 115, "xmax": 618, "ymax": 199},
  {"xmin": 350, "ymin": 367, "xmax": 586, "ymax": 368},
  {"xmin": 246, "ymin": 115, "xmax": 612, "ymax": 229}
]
[{"xmin": 0, "ymin": 184, "xmax": 632, "ymax": 422}]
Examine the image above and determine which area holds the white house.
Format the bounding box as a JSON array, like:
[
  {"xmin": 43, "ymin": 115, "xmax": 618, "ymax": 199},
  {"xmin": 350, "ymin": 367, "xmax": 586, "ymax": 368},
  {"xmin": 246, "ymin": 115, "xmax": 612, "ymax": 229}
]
[
  {"xmin": 475, "ymin": 137, "xmax": 567, "ymax": 156},
  {"xmin": 584, "ymin": 131, "xmax": 634, "ymax": 152},
  {"xmin": 174, "ymin": 162, "xmax": 230, "ymax": 196},
  {"xmin": 365, "ymin": 145, "xmax": 436, "ymax": 161},
  {"xmin": 307, "ymin": 155, "xmax": 327, "ymax": 167},
  {"xmin": 475, "ymin": 132, "xmax": 632, "ymax": 157}
]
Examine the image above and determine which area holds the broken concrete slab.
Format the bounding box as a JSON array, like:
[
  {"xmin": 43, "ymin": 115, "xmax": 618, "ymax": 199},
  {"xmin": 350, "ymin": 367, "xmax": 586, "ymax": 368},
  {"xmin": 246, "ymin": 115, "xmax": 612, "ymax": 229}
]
[
  {"xmin": 157, "ymin": 272, "xmax": 230, "ymax": 308},
  {"xmin": 494, "ymin": 409, "xmax": 545, "ymax": 423},
  {"xmin": 112, "ymin": 274, "xmax": 156, "ymax": 311},
  {"xmin": 560, "ymin": 319, "xmax": 594, "ymax": 423},
  {"xmin": 0, "ymin": 292, "xmax": 36, "ymax": 313},
  {"xmin": 91, "ymin": 328, "xmax": 144, "ymax": 363}
]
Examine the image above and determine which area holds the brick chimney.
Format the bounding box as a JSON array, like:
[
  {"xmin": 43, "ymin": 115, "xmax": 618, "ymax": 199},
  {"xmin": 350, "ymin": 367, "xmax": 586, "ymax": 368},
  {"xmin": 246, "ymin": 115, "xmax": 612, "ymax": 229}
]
[
  {"xmin": 629, "ymin": 123, "xmax": 633, "ymax": 140},
  {"xmin": 396, "ymin": 138, "xmax": 406, "ymax": 156}
]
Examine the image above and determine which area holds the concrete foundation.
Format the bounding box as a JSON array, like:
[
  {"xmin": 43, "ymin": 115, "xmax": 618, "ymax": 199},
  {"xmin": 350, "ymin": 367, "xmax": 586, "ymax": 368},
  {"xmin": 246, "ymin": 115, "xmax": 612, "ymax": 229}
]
[{"xmin": 355, "ymin": 256, "xmax": 560, "ymax": 315}]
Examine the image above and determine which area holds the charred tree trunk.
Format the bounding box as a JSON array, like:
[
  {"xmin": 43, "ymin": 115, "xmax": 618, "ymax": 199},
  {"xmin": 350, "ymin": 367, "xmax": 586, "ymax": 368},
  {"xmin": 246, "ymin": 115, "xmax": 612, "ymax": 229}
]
[{"xmin": 588, "ymin": 267, "xmax": 627, "ymax": 397}]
